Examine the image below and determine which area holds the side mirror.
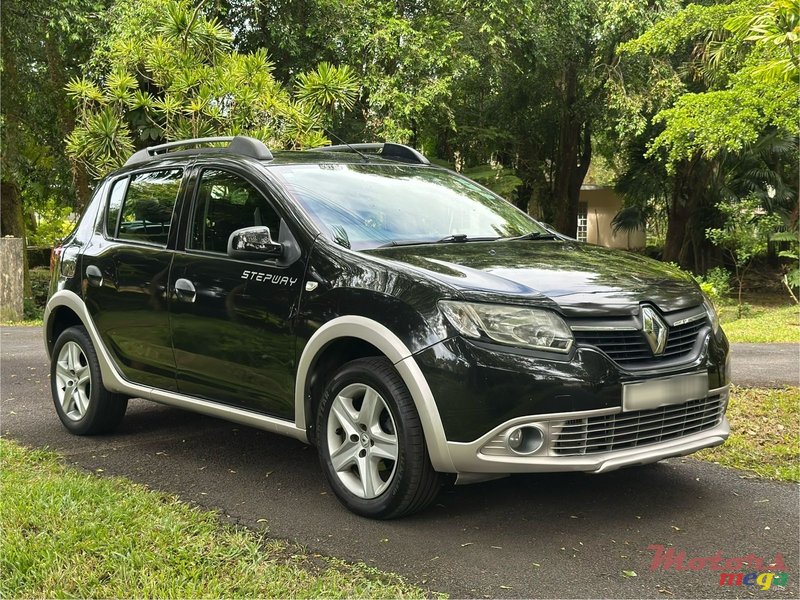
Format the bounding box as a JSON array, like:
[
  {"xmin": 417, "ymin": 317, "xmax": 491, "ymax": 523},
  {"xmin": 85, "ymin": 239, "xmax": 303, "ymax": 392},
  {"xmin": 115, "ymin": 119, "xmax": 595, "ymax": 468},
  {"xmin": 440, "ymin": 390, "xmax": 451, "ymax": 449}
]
[{"xmin": 227, "ymin": 226, "xmax": 283, "ymax": 260}]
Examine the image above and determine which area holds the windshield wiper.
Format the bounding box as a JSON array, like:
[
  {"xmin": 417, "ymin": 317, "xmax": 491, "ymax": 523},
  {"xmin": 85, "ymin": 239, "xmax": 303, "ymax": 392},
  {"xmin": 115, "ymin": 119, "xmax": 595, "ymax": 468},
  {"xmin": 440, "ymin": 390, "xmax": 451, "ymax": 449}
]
[
  {"xmin": 505, "ymin": 231, "xmax": 559, "ymax": 241},
  {"xmin": 378, "ymin": 234, "xmax": 500, "ymax": 248},
  {"xmin": 434, "ymin": 234, "xmax": 501, "ymax": 243}
]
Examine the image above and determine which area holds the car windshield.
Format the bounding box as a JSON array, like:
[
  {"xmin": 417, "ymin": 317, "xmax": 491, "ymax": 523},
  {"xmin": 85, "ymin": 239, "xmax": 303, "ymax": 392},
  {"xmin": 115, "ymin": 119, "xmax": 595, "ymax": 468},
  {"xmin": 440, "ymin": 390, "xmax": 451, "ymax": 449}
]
[{"xmin": 270, "ymin": 163, "xmax": 547, "ymax": 250}]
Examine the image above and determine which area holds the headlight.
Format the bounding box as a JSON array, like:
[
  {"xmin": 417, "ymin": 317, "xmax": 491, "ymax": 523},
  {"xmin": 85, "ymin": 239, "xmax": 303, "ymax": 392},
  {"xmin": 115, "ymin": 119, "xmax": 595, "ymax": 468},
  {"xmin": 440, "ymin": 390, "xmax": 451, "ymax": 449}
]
[
  {"xmin": 702, "ymin": 295, "xmax": 720, "ymax": 335},
  {"xmin": 439, "ymin": 300, "xmax": 573, "ymax": 353}
]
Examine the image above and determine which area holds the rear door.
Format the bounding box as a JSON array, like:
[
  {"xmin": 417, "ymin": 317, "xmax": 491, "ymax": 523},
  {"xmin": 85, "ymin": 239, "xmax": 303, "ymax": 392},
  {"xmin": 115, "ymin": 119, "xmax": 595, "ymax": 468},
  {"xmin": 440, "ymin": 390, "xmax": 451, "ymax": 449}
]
[
  {"xmin": 168, "ymin": 163, "xmax": 307, "ymax": 418},
  {"xmin": 82, "ymin": 166, "xmax": 187, "ymax": 391}
]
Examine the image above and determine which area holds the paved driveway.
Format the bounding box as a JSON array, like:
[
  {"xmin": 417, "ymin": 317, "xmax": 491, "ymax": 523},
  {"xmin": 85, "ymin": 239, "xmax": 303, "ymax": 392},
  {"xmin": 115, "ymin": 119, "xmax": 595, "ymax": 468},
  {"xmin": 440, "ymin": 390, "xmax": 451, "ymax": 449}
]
[{"xmin": 2, "ymin": 326, "xmax": 798, "ymax": 598}]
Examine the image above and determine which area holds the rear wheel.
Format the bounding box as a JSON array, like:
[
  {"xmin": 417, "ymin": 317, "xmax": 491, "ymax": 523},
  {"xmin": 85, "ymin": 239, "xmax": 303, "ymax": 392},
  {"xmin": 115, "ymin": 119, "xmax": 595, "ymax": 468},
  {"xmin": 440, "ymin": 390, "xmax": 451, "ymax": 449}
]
[
  {"xmin": 316, "ymin": 357, "xmax": 442, "ymax": 518},
  {"xmin": 51, "ymin": 326, "xmax": 128, "ymax": 435}
]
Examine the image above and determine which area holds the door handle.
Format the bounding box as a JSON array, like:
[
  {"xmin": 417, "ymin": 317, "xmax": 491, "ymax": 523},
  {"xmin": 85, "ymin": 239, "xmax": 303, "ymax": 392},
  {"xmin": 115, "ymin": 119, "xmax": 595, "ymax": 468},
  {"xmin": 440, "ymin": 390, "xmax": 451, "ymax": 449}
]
[
  {"xmin": 174, "ymin": 278, "xmax": 196, "ymax": 303},
  {"xmin": 86, "ymin": 265, "xmax": 103, "ymax": 287}
]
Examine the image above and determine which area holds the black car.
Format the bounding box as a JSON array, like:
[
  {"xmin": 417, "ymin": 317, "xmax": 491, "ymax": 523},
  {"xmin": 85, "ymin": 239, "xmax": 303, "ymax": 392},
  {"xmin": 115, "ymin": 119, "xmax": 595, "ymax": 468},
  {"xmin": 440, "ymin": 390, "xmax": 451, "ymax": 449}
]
[{"xmin": 45, "ymin": 136, "xmax": 730, "ymax": 518}]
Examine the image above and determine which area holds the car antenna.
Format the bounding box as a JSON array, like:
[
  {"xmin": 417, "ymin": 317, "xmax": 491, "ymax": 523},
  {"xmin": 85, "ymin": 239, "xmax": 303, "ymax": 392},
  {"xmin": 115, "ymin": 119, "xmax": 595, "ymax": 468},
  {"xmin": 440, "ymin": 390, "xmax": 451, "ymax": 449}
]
[{"xmin": 322, "ymin": 127, "xmax": 370, "ymax": 162}]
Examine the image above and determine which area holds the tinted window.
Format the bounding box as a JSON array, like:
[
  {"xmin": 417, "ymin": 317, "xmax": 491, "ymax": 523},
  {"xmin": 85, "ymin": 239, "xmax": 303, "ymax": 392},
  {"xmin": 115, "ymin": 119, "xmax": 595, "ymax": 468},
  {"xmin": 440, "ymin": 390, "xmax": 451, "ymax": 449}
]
[
  {"xmin": 117, "ymin": 169, "xmax": 182, "ymax": 245},
  {"xmin": 271, "ymin": 164, "xmax": 545, "ymax": 250},
  {"xmin": 190, "ymin": 170, "xmax": 281, "ymax": 253},
  {"xmin": 106, "ymin": 177, "xmax": 128, "ymax": 236}
]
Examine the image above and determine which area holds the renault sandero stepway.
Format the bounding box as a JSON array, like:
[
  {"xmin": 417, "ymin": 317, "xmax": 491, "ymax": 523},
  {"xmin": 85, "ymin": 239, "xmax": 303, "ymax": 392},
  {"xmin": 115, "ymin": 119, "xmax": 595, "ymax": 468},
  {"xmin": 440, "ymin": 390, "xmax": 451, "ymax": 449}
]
[{"xmin": 45, "ymin": 136, "xmax": 730, "ymax": 518}]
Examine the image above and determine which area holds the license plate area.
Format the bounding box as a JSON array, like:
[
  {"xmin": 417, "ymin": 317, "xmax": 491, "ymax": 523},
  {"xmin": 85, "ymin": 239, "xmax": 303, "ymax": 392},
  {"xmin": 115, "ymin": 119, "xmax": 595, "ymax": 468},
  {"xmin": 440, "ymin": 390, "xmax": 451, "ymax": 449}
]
[{"xmin": 622, "ymin": 372, "xmax": 709, "ymax": 411}]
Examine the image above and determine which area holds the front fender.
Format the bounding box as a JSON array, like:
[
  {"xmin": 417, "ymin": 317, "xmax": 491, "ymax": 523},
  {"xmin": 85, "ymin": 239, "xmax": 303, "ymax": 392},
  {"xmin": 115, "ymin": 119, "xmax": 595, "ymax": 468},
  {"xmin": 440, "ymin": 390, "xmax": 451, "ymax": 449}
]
[{"xmin": 294, "ymin": 315, "xmax": 456, "ymax": 473}]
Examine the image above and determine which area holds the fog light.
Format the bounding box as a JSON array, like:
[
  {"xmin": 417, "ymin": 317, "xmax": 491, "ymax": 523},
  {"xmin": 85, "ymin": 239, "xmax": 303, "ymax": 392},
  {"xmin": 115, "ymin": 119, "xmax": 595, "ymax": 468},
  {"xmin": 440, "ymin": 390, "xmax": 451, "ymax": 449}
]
[{"xmin": 505, "ymin": 426, "xmax": 544, "ymax": 455}]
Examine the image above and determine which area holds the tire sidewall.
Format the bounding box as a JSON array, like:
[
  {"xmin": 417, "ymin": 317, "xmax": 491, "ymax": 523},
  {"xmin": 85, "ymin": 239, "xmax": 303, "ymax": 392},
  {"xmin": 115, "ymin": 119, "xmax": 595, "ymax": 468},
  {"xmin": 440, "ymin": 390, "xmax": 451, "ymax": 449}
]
[
  {"xmin": 51, "ymin": 326, "xmax": 104, "ymax": 435},
  {"xmin": 317, "ymin": 360, "xmax": 418, "ymax": 518}
]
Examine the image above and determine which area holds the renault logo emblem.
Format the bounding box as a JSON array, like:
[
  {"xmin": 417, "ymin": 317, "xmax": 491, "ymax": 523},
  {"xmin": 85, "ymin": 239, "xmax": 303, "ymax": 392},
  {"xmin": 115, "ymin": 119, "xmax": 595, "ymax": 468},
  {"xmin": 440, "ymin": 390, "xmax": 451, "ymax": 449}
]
[{"xmin": 642, "ymin": 306, "xmax": 668, "ymax": 355}]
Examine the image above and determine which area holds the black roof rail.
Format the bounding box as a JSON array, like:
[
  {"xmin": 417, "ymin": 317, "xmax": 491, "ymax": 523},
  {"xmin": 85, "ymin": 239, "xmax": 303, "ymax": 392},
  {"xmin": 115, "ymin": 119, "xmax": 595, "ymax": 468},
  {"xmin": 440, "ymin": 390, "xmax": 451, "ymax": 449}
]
[
  {"xmin": 310, "ymin": 142, "xmax": 430, "ymax": 165},
  {"xmin": 125, "ymin": 135, "xmax": 273, "ymax": 166}
]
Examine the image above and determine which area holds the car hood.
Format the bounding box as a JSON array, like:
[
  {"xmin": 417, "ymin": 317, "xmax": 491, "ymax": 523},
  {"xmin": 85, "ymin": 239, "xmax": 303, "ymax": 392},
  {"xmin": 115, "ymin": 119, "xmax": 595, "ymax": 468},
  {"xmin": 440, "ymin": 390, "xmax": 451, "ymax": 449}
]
[{"xmin": 363, "ymin": 241, "xmax": 702, "ymax": 316}]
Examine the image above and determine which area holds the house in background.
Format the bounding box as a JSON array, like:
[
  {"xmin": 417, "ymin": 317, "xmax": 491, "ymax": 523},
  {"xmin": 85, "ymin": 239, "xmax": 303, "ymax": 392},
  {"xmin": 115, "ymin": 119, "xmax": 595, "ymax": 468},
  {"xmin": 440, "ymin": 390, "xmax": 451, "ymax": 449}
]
[{"xmin": 577, "ymin": 184, "xmax": 645, "ymax": 250}]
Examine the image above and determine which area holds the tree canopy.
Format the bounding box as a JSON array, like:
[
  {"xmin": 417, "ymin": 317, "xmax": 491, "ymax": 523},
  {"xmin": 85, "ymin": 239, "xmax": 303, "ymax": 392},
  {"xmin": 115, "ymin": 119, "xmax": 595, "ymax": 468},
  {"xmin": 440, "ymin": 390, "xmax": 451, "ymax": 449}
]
[{"xmin": 2, "ymin": 0, "xmax": 797, "ymax": 281}]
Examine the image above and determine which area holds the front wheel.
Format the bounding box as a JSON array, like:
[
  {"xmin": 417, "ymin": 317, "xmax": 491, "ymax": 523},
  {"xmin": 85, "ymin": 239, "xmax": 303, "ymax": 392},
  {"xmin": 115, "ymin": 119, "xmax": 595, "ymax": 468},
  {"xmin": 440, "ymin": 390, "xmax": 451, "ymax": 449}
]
[
  {"xmin": 316, "ymin": 357, "xmax": 442, "ymax": 519},
  {"xmin": 51, "ymin": 325, "xmax": 128, "ymax": 435}
]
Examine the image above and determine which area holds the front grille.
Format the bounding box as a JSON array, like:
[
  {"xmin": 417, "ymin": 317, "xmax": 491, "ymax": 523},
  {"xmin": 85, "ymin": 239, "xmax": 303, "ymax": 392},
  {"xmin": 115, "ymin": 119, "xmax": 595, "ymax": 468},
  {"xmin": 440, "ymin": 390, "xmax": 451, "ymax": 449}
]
[
  {"xmin": 552, "ymin": 395, "xmax": 725, "ymax": 456},
  {"xmin": 574, "ymin": 319, "xmax": 706, "ymax": 366}
]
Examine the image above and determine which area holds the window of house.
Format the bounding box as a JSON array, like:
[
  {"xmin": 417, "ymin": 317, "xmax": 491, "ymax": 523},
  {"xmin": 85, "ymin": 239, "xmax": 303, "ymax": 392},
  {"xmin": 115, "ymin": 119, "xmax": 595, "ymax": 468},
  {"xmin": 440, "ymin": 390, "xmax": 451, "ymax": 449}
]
[
  {"xmin": 113, "ymin": 169, "xmax": 183, "ymax": 245},
  {"xmin": 577, "ymin": 202, "xmax": 588, "ymax": 243},
  {"xmin": 189, "ymin": 170, "xmax": 281, "ymax": 254}
]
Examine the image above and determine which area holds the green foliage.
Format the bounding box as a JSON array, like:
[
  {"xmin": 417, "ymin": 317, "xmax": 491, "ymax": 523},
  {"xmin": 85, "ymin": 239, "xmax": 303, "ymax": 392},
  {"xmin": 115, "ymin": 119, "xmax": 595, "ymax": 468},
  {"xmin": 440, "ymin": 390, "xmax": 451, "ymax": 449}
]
[
  {"xmin": 27, "ymin": 201, "xmax": 76, "ymax": 247},
  {"xmin": 693, "ymin": 267, "xmax": 733, "ymax": 305},
  {"xmin": 772, "ymin": 229, "xmax": 800, "ymax": 302},
  {"xmin": 462, "ymin": 164, "xmax": 523, "ymax": 200},
  {"xmin": 706, "ymin": 195, "xmax": 782, "ymax": 311},
  {"xmin": 66, "ymin": 0, "xmax": 359, "ymax": 179},
  {"xmin": 624, "ymin": 0, "xmax": 799, "ymax": 165}
]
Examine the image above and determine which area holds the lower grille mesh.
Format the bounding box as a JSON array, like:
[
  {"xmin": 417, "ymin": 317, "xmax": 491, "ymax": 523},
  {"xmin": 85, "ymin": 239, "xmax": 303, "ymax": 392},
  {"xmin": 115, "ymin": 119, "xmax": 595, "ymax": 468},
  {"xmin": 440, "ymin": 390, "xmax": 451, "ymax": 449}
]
[{"xmin": 553, "ymin": 395, "xmax": 725, "ymax": 456}]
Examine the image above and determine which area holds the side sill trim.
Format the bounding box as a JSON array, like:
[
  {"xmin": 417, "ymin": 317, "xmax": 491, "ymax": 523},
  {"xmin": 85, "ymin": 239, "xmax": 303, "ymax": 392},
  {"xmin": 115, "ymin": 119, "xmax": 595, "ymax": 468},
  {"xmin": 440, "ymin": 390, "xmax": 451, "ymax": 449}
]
[{"xmin": 43, "ymin": 289, "xmax": 307, "ymax": 441}]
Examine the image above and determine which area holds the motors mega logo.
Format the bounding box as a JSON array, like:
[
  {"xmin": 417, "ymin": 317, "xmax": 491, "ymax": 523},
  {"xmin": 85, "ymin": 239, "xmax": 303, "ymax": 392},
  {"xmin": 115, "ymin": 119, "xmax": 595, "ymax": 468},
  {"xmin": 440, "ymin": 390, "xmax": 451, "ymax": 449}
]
[{"xmin": 648, "ymin": 545, "xmax": 790, "ymax": 591}]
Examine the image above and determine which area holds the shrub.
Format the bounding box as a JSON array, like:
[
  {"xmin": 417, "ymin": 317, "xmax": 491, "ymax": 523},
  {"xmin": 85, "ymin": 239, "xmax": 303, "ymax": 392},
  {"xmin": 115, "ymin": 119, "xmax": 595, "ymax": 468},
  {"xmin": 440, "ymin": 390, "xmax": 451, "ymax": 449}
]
[{"xmin": 693, "ymin": 267, "xmax": 732, "ymax": 306}]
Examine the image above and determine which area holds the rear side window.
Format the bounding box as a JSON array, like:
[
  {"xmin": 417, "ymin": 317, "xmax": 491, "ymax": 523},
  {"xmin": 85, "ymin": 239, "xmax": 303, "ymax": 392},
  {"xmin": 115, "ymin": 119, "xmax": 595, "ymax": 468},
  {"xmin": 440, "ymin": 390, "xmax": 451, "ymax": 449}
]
[
  {"xmin": 111, "ymin": 169, "xmax": 183, "ymax": 245},
  {"xmin": 189, "ymin": 169, "xmax": 281, "ymax": 253}
]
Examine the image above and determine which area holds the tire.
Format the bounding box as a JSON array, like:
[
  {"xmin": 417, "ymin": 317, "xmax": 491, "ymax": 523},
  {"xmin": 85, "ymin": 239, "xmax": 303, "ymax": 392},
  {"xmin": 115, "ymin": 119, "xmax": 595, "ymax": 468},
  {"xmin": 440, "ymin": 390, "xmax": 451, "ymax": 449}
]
[
  {"xmin": 50, "ymin": 325, "xmax": 128, "ymax": 435},
  {"xmin": 316, "ymin": 357, "xmax": 442, "ymax": 519}
]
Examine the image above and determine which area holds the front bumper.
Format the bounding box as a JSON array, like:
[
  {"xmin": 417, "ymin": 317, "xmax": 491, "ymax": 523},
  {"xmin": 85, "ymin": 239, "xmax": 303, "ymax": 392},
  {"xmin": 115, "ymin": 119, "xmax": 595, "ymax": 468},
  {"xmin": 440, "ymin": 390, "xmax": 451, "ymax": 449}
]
[{"xmin": 446, "ymin": 386, "xmax": 730, "ymax": 482}]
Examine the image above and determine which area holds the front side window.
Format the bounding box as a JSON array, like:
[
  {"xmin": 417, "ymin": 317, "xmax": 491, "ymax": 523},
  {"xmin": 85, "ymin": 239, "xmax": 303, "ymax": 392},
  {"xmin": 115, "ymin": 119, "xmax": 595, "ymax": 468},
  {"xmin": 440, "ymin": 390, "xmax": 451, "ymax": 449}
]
[
  {"xmin": 114, "ymin": 169, "xmax": 183, "ymax": 245},
  {"xmin": 189, "ymin": 170, "xmax": 281, "ymax": 253},
  {"xmin": 271, "ymin": 164, "xmax": 546, "ymax": 250}
]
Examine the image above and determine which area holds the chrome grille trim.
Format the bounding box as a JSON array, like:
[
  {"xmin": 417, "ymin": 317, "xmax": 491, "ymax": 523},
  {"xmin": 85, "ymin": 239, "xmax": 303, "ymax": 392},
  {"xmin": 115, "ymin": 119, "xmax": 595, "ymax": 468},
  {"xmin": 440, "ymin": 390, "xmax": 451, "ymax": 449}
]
[
  {"xmin": 552, "ymin": 395, "xmax": 726, "ymax": 456},
  {"xmin": 573, "ymin": 319, "xmax": 706, "ymax": 366}
]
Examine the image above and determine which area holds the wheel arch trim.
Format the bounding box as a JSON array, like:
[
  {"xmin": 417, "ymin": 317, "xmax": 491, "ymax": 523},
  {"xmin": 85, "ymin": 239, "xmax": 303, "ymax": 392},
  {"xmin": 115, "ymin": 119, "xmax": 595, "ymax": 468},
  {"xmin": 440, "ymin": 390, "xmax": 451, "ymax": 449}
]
[{"xmin": 295, "ymin": 315, "xmax": 456, "ymax": 472}]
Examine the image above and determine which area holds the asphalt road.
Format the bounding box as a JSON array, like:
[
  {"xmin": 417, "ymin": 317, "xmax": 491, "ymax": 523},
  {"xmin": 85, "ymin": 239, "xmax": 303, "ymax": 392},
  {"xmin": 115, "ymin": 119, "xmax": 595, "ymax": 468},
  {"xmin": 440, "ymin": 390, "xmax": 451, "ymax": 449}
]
[
  {"xmin": 730, "ymin": 343, "xmax": 800, "ymax": 387},
  {"xmin": 2, "ymin": 326, "xmax": 798, "ymax": 598}
]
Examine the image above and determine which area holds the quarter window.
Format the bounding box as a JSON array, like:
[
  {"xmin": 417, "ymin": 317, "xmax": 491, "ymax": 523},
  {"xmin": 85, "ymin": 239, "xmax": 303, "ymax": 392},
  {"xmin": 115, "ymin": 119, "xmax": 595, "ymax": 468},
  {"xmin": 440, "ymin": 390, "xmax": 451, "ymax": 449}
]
[
  {"xmin": 106, "ymin": 177, "xmax": 128, "ymax": 236},
  {"xmin": 114, "ymin": 169, "xmax": 183, "ymax": 245},
  {"xmin": 190, "ymin": 170, "xmax": 281, "ymax": 254}
]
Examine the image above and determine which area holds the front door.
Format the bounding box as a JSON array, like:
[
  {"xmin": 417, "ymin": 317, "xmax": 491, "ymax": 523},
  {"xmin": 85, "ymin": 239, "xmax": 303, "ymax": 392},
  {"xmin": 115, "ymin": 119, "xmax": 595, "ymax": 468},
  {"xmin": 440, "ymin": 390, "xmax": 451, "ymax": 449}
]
[{"xmin": 169, "ymin": 166, "xmax": 306, "ymax": 418}]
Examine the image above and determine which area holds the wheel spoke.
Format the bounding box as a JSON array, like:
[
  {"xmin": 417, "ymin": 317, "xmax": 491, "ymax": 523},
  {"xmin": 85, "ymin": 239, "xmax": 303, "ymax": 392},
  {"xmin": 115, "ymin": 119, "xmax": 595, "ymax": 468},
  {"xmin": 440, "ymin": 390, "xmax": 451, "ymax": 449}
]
[
  {"xmin": 55, "ymin": 360, "xmax": 72, "ymax": 383},
  {"xmin": 331, "ymin": 397, "xmax": 359, "ymax": 437},
  {"xmin": 74, "ymin": 387, "xmax": 88, "ymax": 417},
  {"xmin": 75, "ymin": 365, "xmax": 90, "ymax": 387},
  {"xmin": 358, "ymin": 388, "xmax": 381, "ymax": 427},
  {"xmin": 371, "ymin": 430, "xmax": 398, "ymax": 461},
  {"xmin": 358, "ymin": 454, "xmax": 377, "ymax": 498},
  {"xmin": 61, "ymin": 385, "xmax": 75, "ymax": 413},
  {"xmin": 330, "ymin": 439, "xmax": 359, "ymax": 472},
  {"xmin": 68, "ymin": 343, "xmax": 81, "ymax": 372}
]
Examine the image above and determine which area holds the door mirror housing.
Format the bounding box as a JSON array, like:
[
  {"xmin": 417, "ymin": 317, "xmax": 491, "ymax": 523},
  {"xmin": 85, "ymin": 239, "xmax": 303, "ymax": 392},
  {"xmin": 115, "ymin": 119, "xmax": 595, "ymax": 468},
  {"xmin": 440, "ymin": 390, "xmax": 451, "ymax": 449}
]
[{"xmin": 227, "ymin": 226, "xmax": 283, "ymax": 260}]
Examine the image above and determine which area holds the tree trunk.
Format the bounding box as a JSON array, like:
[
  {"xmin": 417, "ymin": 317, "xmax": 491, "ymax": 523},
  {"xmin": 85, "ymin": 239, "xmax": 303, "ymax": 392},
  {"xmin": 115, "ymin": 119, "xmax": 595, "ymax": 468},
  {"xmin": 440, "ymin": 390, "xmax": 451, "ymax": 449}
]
[
  {"xmin": 663, "ymin": 185, "xmax": 689, "ymax": 266},
  {"xmin": 551, "ymin": 67, "xmax": 592, "ymax": 237},
  {"xmin": 44, "ymin": 25, "xmax": 92, "ymax": 208}
]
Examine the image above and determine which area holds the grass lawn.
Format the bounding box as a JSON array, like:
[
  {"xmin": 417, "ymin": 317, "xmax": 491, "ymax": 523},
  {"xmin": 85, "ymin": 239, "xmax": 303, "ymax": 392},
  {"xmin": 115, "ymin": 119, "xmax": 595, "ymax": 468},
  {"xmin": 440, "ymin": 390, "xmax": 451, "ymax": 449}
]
[
  {"xmin": 719, "ymin": 303, "xmax": 800, "ymax": 343},
  {"xmin": 0, "ymin": 439, "xmax": 432, "ymax": 599},
  {"xmin": 0, "ymin": 319, "xmax": 43, "ymax": 327},
  {"xmin": 696, "ymin": 386, "xmax": 799, "ymax": 482}
]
